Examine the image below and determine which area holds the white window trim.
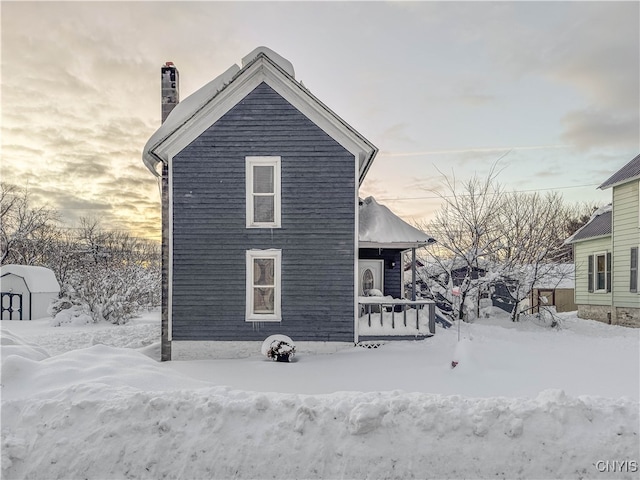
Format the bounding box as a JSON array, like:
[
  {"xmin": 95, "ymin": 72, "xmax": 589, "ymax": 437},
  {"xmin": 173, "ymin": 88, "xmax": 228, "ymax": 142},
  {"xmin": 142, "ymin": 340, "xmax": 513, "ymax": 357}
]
[
  {"xmin": 246, "ymin": 249, "xmax": 282, "ymax": 322},
  {"xmin": 246, "ymin": 156, "xmax": 281, "ymax": 228},
  {"xmin": 594, "ymin": 251, "xmax": 608, "ymax": 293}
]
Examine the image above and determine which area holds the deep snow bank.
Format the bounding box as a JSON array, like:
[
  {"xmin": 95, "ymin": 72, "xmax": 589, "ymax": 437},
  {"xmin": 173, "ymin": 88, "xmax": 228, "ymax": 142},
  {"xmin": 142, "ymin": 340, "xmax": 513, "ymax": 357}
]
[
  {"xmin": 2, "ymin": 384, "xmax": 637, "ymax": 480},
  {"xmin": 2, "ymin": 312, "xmax": 639, "ymax": 479}
]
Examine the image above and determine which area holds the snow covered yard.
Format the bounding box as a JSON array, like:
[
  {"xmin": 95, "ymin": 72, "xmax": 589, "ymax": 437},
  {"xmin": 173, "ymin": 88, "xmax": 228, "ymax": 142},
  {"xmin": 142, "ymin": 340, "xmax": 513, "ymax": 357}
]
[{"xmin": 1, "ymin": 310, "xmax": 639, "ymax": 479}]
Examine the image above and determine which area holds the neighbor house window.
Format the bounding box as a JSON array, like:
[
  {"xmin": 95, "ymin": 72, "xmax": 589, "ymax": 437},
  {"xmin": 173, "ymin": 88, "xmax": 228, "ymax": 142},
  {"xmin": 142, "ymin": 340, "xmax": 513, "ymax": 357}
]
[
  {"xmin": 589, "ymin": 252, "xmax": 611, "ymax": 293},
  {"xmin": 246, "ymin": 156, "xmax": 281, "ymax": 228},
  {"xmin": 631, "ymin": 247, "xmax": 638, "ymax": 293},
  {"xmin": 246, "ymin": 249, "xmax": 281, "ymax": 321}
]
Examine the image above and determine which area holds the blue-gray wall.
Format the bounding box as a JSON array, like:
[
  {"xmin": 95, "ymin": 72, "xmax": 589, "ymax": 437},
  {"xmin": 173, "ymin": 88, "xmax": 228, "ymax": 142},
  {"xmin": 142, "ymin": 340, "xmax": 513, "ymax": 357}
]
[
  {"xmin": 171, "ymin": 82, "xmax": 356, "ymax": 342},
  {"xmin": 359, "ymin": 248, "xmax": 403, "ymax": 298}
]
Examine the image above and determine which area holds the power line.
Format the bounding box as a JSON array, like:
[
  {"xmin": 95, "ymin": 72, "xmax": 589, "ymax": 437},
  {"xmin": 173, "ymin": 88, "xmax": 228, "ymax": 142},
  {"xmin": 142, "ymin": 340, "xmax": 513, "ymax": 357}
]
[{"xmin": 375, "ymin": 183, "xmax": 600, "ymax": 202}]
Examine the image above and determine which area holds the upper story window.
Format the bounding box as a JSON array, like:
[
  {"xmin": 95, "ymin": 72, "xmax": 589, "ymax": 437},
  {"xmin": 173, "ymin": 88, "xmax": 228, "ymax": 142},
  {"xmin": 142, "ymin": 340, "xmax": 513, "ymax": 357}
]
[{"xmin": 246, "ymin": 156, "xmax": 281, "ymax": 228}]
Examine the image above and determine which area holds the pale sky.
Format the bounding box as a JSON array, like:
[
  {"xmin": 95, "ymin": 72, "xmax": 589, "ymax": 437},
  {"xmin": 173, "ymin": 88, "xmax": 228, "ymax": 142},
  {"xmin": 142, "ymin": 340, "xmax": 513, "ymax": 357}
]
[{"xmin": 2, "ymin": 1, "xmax": 639, "ymax": 240}]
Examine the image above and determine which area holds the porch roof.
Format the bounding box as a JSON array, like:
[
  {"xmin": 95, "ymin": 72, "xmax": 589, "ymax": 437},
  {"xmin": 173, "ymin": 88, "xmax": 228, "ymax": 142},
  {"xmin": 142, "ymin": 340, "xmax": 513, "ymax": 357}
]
[{"xmin": 359, "ymin": 196, "xmax": 436, "ymax": 249}]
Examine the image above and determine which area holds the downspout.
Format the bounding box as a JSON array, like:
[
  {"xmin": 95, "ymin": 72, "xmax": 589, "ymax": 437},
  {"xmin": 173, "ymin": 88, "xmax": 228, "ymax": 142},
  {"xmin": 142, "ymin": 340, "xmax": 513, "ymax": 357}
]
[
  {"xmin": 161, "ymin": 161, "xmax": 171, "ymax": 361},
  {"xmin": 610, "ymin": 199, "xmax": 615, "ymax": 324}
]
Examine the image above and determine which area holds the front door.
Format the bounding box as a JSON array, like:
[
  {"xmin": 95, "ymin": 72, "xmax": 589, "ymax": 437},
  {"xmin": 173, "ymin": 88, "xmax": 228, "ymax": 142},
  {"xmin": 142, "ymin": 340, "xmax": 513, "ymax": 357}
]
[{"xmin": 359, "ymin": 260, "xmax": 384, "ymax": 296}]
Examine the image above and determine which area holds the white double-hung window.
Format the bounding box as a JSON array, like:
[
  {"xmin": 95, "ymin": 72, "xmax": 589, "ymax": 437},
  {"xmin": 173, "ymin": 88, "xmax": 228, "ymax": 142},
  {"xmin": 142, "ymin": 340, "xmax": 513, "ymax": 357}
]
[
  {"xmin": 588, "ymin": 251, "xmax": 611, "ymax": 293},
  {"xmin": 246, "ymin": 249, "xmax": 282, "ymax": 321},
  {"xmin": 246, "ymin": 156, "xmax": 281, "ymax": 228}
]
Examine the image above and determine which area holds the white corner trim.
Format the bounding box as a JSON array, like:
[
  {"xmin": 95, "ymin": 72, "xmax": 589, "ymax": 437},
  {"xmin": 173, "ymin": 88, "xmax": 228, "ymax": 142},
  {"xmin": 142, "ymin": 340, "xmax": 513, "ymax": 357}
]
[
  {"xmin": 168, "ymin": 155, "xmax": 174, "ymax": 341},
  {"xmin": 354, "ymin": 154, "xmax": 359, "ymax": 344}
]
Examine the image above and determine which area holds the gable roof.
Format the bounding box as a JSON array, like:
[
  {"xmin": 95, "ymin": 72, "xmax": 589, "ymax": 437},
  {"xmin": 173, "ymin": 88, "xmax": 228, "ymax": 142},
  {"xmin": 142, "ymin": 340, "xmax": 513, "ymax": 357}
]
[
  {"xmin": 143, "ymin": 47, "xmax": 378, "ymax": 185},
  {"xmin": 359, "ymin": 196, "xmax": 436, "ymax": 249},
  {"xmin": 0, "ymin": 265, "xmax": 60, "ymax": 293},
  {"xmin": 564, "ymin": 204, "xmax": 612, "ymax": 244},
  {"xmin": 598, "ymin": 153, "xmax": 640, "ymax": 189}
]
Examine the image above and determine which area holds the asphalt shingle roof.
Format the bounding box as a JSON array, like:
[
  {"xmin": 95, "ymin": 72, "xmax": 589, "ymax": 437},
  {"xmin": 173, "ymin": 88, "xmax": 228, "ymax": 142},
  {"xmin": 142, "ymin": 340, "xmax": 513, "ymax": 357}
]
[
  {"xmin": 599, "ymin": 153, "xmax": 640, "ymax": 189},
  {"xmin": 567, "ymin": 210, "xmax": 612, "ymax": 243}
]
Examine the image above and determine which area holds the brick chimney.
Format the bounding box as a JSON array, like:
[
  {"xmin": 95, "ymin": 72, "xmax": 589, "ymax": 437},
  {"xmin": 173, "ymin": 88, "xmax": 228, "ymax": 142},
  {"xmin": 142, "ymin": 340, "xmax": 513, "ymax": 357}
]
[{"xmin": 161, "ymin": 62, "xmax": 179, "ymax": 123}]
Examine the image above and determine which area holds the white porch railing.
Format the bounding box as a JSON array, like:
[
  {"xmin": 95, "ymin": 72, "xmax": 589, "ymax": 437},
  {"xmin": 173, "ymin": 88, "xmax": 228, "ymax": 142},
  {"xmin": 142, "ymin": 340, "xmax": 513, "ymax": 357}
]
[{"xmin": 358, "ymin": 297, "xmax": 436, "ymax": 338}]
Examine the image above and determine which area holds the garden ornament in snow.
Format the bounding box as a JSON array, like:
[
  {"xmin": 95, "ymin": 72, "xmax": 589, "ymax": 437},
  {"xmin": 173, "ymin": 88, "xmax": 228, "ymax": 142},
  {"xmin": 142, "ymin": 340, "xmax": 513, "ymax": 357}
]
[{"xmin": 261, "ymin": 335, "xmax": 296, "ymax": 362}]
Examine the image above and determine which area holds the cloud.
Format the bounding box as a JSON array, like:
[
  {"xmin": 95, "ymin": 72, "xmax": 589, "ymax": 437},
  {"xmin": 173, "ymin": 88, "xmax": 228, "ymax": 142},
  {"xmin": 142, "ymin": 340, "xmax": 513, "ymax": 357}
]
[{"xmin": 561, "ymin": 110, "xmax": 639, "ymax": 151}]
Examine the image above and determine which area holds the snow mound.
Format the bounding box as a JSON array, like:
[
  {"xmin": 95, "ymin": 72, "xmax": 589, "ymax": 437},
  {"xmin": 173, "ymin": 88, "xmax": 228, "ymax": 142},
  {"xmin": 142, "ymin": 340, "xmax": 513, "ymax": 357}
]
[
  {"xmin": 1, "ymin": 343, "xmax": 211, "ymax": 402},
  {"xmin": 50, "ymin": 306, "xmax": 93, "ymax": 327},
  {"xmin": 2, "ymin": 387, "xmax": 637, "ymax": 479},
  {"xmin": 1, "ymin": 330, "xmax": 50, "ymax": 362}
]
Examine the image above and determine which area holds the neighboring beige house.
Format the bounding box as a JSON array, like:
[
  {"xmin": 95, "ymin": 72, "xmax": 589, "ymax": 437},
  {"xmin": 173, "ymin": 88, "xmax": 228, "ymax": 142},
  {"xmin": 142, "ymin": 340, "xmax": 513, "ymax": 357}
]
[
  {"xmin": 530, "ymin": 264, "xmax": 577, "ymax": 313},
  {"xmin": 566, "ymin": 154, "xmax": 640, "ymax": 327}
]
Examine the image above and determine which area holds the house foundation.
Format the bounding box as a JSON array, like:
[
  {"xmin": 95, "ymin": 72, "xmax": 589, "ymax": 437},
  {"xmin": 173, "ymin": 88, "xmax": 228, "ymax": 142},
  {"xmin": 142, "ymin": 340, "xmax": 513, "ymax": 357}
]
[
  {"xmin": 577, "ymin": 304, "xmax": 640, "ymax": 327},
  {"xmin": 614, "ymin": 307, "xmax": 640, "ymax": 328},
  {"xmin": 172, "ymin": 341, "xmax": 354, "ymax": 360}
]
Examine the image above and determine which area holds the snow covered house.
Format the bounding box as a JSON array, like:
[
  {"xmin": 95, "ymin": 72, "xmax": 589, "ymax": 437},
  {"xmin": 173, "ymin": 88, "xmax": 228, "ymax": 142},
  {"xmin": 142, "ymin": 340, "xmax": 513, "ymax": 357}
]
[
  {"xmin": 143, "ymin": 47, "xmax": 436, "ymax": 360},
  {"xmin": 565, "ymin": 154, "xmax": 640, "ymax": 327},
  {"xmin": 0, "ymin": 265, "xmax": 60, "ymax": 320}
]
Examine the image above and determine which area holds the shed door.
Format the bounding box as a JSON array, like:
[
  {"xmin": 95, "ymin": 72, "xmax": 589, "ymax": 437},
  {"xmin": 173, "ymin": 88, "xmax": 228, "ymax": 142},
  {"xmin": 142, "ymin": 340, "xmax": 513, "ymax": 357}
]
[{"xmin": 359, "ymin": 260, "xmax": 384, "ymax": 296}]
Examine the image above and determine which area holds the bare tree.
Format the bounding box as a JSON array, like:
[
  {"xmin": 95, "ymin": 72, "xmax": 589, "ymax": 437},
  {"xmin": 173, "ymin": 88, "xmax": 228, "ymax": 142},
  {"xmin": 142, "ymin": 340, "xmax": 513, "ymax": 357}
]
[
  {"xmin": 416, "ymin": 168, "xmax": 588, "ymax": 325},
  {"xmin": 495, "ymin": 191, "xmax": 574, "ymax": 321},
  {"xmin": 0, "ymin": 183, "xmax": 59, "ymax": 265},
  {"xmin": 417, "ymin": 166, "xmax": 503, "ymax": 321}
]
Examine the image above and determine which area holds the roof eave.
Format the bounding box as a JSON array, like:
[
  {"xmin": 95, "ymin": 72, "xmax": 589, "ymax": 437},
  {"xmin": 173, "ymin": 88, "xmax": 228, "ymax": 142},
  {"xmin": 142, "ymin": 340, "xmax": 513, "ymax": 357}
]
[
  {"xmin": 598, "ymin": 174, "xmax": 640, "ymax": 190},
  {"xmin": 144, "ymin": 52, "xmax": 378, "ymax": 182},
  {"xmin": 359, "ymin": 240, "xmax": 436, "ymax": 249},
  {"xmin": 565, "ymin": 233, "xmax": 612, "ymax": 245}
]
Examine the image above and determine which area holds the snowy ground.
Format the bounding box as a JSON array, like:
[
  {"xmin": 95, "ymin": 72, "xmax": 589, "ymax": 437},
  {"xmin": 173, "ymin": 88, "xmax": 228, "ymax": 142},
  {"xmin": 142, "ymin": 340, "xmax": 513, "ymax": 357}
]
[{"xmin": 2, "ymin": 309, "xmax": 639, "ymax": 479}]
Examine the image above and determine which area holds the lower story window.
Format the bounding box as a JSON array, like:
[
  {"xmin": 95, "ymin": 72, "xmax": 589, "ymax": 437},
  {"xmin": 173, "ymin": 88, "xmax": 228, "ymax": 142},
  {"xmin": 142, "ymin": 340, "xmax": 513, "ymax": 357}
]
[
  {"xmin": 246, "ymin": 249, "xmax": 281, "ymax": 321},
  {"xmin": 588, "ymin": 251, "xmax": 611, "ymax": 293}
]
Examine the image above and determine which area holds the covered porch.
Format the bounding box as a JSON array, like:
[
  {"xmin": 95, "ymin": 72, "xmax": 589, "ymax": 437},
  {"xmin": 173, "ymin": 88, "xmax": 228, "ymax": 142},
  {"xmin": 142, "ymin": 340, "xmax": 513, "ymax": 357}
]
[{"xmin": 357, "ymin": 197, "xmax": 436, "ymax": 341}]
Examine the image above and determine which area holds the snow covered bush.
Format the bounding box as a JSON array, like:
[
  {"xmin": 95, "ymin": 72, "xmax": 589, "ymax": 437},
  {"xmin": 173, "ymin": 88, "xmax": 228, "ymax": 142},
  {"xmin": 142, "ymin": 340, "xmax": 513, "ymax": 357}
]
[
  {"xmin": 261, "ymin": 335, "xmax": 296, "ymax": 362},
  {"xmin": 48, "ymin": 218, "xmax": 161, "ymax": 325},
  {"xmin": 50, "ymin": 305, "xmax": 93, "ymax": 327}
]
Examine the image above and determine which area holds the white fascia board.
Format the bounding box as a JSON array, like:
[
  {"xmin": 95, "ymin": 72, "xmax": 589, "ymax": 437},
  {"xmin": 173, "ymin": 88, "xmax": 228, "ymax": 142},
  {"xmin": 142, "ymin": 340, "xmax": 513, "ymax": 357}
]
[
  {"xmin": 151, "ymin": 56, "xmax": 377, "ymax": 184},
  {"xmin": 565, "ymin": 233, "xmax": 612, "ymax": 245},
  {"xmin": 359, "ymin": 241, "xmax": 434, "ymax": 249},
  {"xmin": 598, "ymin": 175, "xmax": 640, "ymax": 190}
]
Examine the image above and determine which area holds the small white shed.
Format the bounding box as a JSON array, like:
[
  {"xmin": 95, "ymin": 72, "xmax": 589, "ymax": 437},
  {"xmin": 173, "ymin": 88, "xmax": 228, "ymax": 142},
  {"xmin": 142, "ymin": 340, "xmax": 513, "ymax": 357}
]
[{"xmin": 0, "ymin": 265, "xmax": 60, "ymax": 320}]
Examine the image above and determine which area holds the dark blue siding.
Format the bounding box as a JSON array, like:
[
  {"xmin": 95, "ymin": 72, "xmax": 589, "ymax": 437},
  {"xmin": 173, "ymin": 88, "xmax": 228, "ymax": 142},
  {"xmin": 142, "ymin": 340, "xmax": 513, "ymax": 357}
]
[
  {"xmin": 172, "ymin": 82, "xmax": 356, "ymax": 342},
  {"xmin": 359, "ymin": 249, "xmax": 404, "ymax": 298}
]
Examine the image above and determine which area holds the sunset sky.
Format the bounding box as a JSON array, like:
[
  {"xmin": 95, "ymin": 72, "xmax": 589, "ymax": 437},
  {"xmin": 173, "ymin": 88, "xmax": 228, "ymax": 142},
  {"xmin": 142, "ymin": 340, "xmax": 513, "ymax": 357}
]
[{"xmin": 2, "ymin": 1, "xmax": 638, "ymax": 241}]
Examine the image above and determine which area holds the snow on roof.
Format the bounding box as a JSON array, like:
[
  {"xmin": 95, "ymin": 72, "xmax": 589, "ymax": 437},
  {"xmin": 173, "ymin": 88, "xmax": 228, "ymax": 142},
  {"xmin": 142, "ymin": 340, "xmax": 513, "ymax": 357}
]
[
  {"xmin": 598, "ymin": 153, "xmax": 640, "ymax": 189},
  {"xmin": 142, "ymin": 47, "xmax": 378, "ymax": 183},
  {"xmin": 0, "ymin": 265, "xmax": 60, "ymax": 293},
  {"xmin": 144, "ymin": 47, "xmax": 294, "ymax": 174},
  {"xmin": 359, "ymin": 197, "xmax": 436, "ymax": 248},
  {"xmin": 564, "ymin": 204, "xmax": 612, "ymax": 244},
  {"xmin": 532, "ymin": 264, "xmax": 575, "ymax": 289},
  {"xmin": 241, "ymin": 46, "xmax": 294, "ymax": 77},
  {"xmin": 142, "ymin": 63, "xmax": 240, "ymax": 174}
]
